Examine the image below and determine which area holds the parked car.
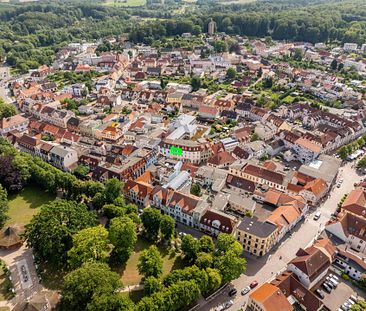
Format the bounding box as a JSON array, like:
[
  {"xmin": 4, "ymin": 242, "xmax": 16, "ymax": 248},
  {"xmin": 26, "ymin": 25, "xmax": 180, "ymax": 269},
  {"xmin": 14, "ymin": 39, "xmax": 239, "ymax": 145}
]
[
  {"xmin": 313, "ymin": 211, "xmax": 321, "ymax": 220},
  {"xmin": 223, "ymin": 300, "xmax": 233, "ymax": 309},
  {"xmin": 322, "ymin": 283, "xmax": 332, "ymax": 293},
  {"xmin": 349, "ymin": 295, "xmax": 357, "ymax": 303},
  {"xmin": 329, "ymin": 274, "xmax": 339, "ymax": 281},
  {"xmin": 241, "ymin": 286, "xmax": 251, "ymax": 295},
  {"xmin": 315, "ymin": 289, "xmax": 325, "ymax": 299},
  {"xmin": 325, "ymin": 281, "xmax": 335, "ymax": 289},
  {"xmin": 228, "ymin": 288, "xmax": 237, "ymax": 297},
  {"xmin": 250, "ymin": 281, "xmax": 258, "ymax": 288}
]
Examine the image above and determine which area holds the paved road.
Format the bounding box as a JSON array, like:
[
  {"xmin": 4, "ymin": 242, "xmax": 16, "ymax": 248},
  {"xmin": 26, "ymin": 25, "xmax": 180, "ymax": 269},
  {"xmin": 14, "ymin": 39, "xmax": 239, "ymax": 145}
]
[
  {"xmin": 0, "ymin": 245, "xmax": 43, "ymax": 309},
  {"xmin": 199, "ymin": 161, "xmax": 363, "ymax": 311}
]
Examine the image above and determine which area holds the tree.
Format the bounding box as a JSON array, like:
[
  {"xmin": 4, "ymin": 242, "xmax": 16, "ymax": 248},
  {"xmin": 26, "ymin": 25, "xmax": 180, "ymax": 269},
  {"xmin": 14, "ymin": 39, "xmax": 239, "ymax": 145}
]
[
  {"xmin": 0, "ymin": 99, "xmax": 16, "ymax": 119},
  {"xmin": 61, "ymin": 262, "xmax": 122, "ymax": 311},
  {"xmin": 206, "ymin": 268, "xmax": 222, "ymax": 292},
  {"xmin": 338, "ymin": 63, "xmax": 344, "ymax": 71},
  {"xmin": 199, "ymin": 235, "xmax": 215, "ymax": 253},
  {"xmin": 73, "ymin": 165, "xmax": 90, "ymax": 180},
  {"xmin": 190, "ymin": 183, "xmax": 201, "ymax": 196},
  {"xmin": 0, "ymin": 185, "xmax": 8, "ymax": 228},
  {"xmin": 164, "ymin": 265, "xmax": 208, "ymax": 293},
  {"xmin": 262, "ymin": 77, "xmax": 273, "ymax": 89},
  {"xmin": 226, "ymin": 67, "xmax": 237, "ymax": 80},
  {"xmin": 350, "ymin": 300, "xmax": 366, "ymax": 311},
  {"xmin": 330, "ymin": 58, "xmax": 338, "ymax": 71},
  {"xmin": 337, "ymin": 146, "xmax": 349, "ymax": 160},
  {"xmin": 138, "ymin": 245, "xmax": 163, "ymax": 279},
  {"xmin": 141, "ymin": 208, "xmax": 161, "ymax": 241},
  {"xmin": 87, "ymin": 293, "xmax": 134, "ymax": 311},
  {"xmin": 195, "ymin": 252, "xmax": 213, "ymax": 269},
  {"xmin": 25, "ymin": 200, "xmax": 96, "ymax": 266},
  {"xmin": 214, "ymin": 250, "xmax": 246, "ymax": 283},
  {"xmin": 160, "ymin": 78, "xmax": 167, "ymax": 89},
  {"xmin": 357, "ymin": 156, "xmax": 366, "ymax": 169},
  {"xmin": 250, "ymin": 132, "xmax": 259, "ymax": 142},
  {"xmin": 216, "ymin": 233, "xmax": 242, "ymax": 255},
  {"xmin": 159, "ymin": 215, "xmax": 175, "ymax": 242},
  {"xmin": 191, "ymin": 76, "xmax": 201, "ymax": 91},
  {"xmin": 143, "ymin": 276, "xmax": 163, "ymax": 296},
  {"xmin": 68, "ymin": 226, "xmax": 110, "ymax": 268},
  {"xmin": 257, "ymin": 67, "xmax": 263, "ymax": 78},
  {"xmin": 109, "ymin": 216, "xmax": 137, "ymax": 263},
  {"xmin": 181, "ymin": 234, "xmax": 199, "ymax": 262},
  {"xmin": 0, "ymin": 155, "xmax": 26, "ymax": 191},
  {"xmin": 293, "ymin": 48, "xmax": 303, "ymax": 61},
  {"xmin": 213, "ymin": 40, "xmax": 228, "ymax": 53},
  {"xmin": 104, "ymin": 178, "xmax": 122, "ymax": 204}
]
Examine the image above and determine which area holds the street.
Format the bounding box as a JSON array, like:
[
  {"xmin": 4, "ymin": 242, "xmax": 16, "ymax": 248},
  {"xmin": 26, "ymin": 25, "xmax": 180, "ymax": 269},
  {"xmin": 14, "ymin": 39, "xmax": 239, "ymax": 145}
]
[{"xmin": 199, "ymin": 161, "xmax": 363, "ymax": 311}]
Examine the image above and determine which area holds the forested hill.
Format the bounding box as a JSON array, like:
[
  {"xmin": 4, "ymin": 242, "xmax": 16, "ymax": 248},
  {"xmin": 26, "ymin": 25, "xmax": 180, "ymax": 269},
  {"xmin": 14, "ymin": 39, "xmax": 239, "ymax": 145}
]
[{"xmin": 0, "ymin": 0, "xmax": 365, "ymax": 72}]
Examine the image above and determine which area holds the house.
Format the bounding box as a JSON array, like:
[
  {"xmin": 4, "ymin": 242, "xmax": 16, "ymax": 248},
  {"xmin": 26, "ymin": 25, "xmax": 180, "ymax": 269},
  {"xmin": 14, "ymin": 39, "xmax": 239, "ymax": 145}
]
[
  {"xmin": 248, "ymin": 282, "xmax": 293, "ymax": 311},
  {"xmin": 49, "ymin": 145, "xmax": 78, "ymax": 171},
  {"xmin": 17, "ymin": 134, "xmax": 40, "ymax": 156},
  {"xmin": 287, "ymin": 239, "xmax": 335, "ymax": 288},
  {"xmin": 226, "ymin": 174, "xmax": 256, "ymax": 195},
  {"xmin": 299, "ymin": 178, "xmax": 328, "ymax": 205},
  {"xmin": 229, "ymin": 162, "xmax": 287, "ymax": 191},
  {"xmin": 198, "ymin": 105, "xmax": 219, "ymax": 121},
  {"xmin": 341, "ymin": 189, "xmax": 366, "ymax": 217},
  {"xmin": 325, "ymin": 212, "xmax": 366, "ymax": 254},
  {"xmin": 151, "ymin": 187, "xmax": 207, "ymax": 229},
  {"xmin": 334, "ymin": 249, "xmax": 366, "ymax": 281},
  {"xmin": 236, "ymin": 216, "xmax": 278, "ymax": 257},
  {"xmin": 0, "ymin": 115, "xmax": 29, "ymax": 136},
  {"xmin": 123, "ymin": 179, "xmax": 154, "ymax": 208},
  {"xmin": 199, "ymin": 209, "xmax": 238, "ymax": 237},
  {"xmin": 207, "ymin": 150, "xmax": 235, "ymax": 168},
  {"xmin": 271, "ymin": 271, "xmax": 324, "ymax": 311}
]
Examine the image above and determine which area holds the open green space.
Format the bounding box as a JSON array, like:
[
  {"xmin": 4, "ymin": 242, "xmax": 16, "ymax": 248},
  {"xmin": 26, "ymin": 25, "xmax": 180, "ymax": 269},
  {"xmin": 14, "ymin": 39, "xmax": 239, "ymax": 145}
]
[
  {"xmin": 104, "ymin": 0, "xmax": 146, "ymax": 7},
  {"xmin": 6, "ymin": 186, "xmax": 56, "ymax": 225},
  {"xmin": 118, "ymin": 237, "xmax": 185, "ymax": 286}
]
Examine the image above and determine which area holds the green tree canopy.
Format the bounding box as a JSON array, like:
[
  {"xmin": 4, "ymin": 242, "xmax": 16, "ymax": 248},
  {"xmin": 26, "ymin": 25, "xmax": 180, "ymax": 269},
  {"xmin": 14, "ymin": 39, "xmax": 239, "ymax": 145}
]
[
  {"xmin": 181, "ymin": 234, "xmax": 200, "ymax": 262},
  {"xmin": 141, "ymin": 208, "xmax": 161, "ymax": 241},
  {"xmin": 109, "ymin": 216, "xmax": 137, "ymax": 264},
  {"xmin": 0, "ymin": 184, "xmax": 9, "ymax": 229},
  {"xmin": 159, "ymin": 214, "xmax": 175, "ymax": 242},
  {"xmin": 61, "ymin": 262, "xmax": 122, "ymax": 311},
  {"xmin": 25, "ymin": 200, "xmax": 96, "ymax": 266},
  {"xmin": 68, "ymin": 225, "xmax": 110, "ymax": 269},
  {"xmin": 0, "ymin": 99, "xmax": 16, "ymax": 119},
  {"xmin": 138, "ymin": 245, "xmax": 163, "ymax": 279}
]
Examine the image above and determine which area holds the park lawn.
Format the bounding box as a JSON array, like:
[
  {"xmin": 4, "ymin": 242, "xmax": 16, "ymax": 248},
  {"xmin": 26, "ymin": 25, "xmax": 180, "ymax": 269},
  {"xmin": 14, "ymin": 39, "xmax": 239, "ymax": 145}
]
[
  {"xmin": 6, "ymin": 185, "xmax": 56, "ymax": 225},
  {"xmin": 104, "ymin": 0, "xmax": 146, "ymax": 7},
  {"xmin": 119, "ymin": 237, "xmax": 186, "ymax": 286}
]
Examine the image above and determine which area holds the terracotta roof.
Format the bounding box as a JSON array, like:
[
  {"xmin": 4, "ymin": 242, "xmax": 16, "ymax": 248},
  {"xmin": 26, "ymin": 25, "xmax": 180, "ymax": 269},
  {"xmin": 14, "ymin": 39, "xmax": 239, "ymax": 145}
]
[
  {"xmin": 249, "ymin": 283, "xmax": 292, "ymax": 311},
  {"xmin": 267, "ymin": 204, "xmax": 301, "ymax": 229},
  {"xmin": 124, "ymin": 180, "xmax": 153, "ymax": 199},
  {"xmin": 303, "ymin": 178, "xmax": 328, "ymax": 198},
  {"xmin": 135, "ymin": 170, "xmax": 154, "ymax": 186},
  {"xmin": 338, "ymin": 212, "xmax": 366, "ymax": 240},
  {"xmin": 271, "ymin": 272, "xmax": 323, "ymax": 311},
  {"xmin": 342, "ymin": 189, "xmax": 366, "ymax": 217},
  {"xmin": 295, "ymin": 137, "xmax": 322, "ymax": 153},
  {"xmin": 207, "ymin": 151, "xmax": 235, "ymax": 166},
  {"xmin": 198, "ymin": 105, "xmax": 218, "ymax": 116},
  {"xmin": 168, "ymin": 191, "xmax": 201, "ymax": 215},
  {"xmin": 290, "ymin": 246, "xmax": 331, "ymax": 281},
  {"xmin": 0, "ymin": 115, "xmax": 28, "ymax": 129}
]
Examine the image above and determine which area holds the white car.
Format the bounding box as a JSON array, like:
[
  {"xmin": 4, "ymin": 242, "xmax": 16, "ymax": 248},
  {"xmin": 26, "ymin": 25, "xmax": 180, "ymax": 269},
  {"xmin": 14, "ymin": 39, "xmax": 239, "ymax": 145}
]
[
  {"xmin": 241, "ymin": 286, "xmax": 251, "ymax": 295},
  {"xmin": 223, "ymin": 300, "xmax": 234, "ymax": 309}
]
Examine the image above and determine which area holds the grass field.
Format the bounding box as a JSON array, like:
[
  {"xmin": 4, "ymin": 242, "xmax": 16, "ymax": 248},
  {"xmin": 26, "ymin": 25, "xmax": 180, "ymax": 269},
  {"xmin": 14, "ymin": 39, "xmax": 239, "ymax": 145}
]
[
  {"xmin": 104, "ymin": 0, "xmax": 146, "ymax": 7},
  {"xmin": 6, "ymin": 186, "xmax": 56, "ymax": 225},
  {"xmin": 118, "ymin": 237, "xmax": 185, "ymax": 286}
]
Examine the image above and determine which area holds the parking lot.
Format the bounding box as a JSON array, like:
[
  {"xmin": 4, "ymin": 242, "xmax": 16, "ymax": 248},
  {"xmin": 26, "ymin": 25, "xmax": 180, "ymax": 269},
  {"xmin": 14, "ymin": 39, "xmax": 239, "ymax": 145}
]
[{"xmin": 313, "ymin": 272, "xmax": 366, "ymax": 311}]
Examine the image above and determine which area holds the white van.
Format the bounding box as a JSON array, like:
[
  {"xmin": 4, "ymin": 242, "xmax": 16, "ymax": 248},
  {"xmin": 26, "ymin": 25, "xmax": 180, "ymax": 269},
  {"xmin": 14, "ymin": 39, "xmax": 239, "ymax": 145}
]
[{"xmin": 313, "ymin": 211, "xmax": 321, "ymax": 220}]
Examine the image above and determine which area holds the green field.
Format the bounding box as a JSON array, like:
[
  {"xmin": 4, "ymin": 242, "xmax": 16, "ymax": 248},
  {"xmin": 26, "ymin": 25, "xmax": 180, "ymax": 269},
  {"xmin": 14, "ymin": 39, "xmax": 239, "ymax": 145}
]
[
  {"xmin": 118, "ymin": 238, "xmax": 185, "ymax": 286},
  {"xmin": 6, "ymin": 186, "xmax": 56, "ymax": 225},
  {"xmin": 104, "ymin": 0, "xmax": 146, "ymax": 7}
]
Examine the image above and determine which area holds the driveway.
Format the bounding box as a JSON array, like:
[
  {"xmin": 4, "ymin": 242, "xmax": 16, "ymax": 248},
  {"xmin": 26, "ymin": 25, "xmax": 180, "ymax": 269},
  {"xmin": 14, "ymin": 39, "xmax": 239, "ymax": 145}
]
[{"xmin": 199, "ymin": 161, "xmax": 364, "ymax": 311}]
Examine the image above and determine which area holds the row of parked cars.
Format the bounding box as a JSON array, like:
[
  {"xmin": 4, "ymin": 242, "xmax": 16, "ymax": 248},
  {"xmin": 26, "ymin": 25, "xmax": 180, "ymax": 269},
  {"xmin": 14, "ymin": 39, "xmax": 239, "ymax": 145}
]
[
  {"xmin": 315, "ymin": 273, "xmax": 340, "ymax": 298},
  {"xmin": 216, "ymin": 281, "xmax": 259, "ymax": 311},
  {"xmin": 20, "ymin": 264, "xmax": 29, "ymax": 283},
  {"xmin": 338, "ymin": 295, "xmax": 359, "ymax": 311}
]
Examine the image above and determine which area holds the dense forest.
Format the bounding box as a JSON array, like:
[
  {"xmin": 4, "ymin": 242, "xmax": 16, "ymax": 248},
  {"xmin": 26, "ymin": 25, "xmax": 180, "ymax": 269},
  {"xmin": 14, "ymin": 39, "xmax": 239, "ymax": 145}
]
[{"xmin": 0, "ymin": 0, "xmax": 365, "ymax": 71}]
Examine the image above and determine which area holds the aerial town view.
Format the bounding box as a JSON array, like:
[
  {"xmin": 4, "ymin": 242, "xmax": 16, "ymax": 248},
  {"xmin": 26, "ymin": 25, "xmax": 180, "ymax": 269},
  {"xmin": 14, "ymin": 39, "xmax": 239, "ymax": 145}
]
[{"xmin": 0, "ymin": 0, "xmax": 365, "ymax": 310}]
